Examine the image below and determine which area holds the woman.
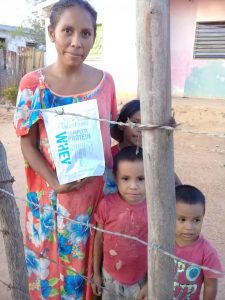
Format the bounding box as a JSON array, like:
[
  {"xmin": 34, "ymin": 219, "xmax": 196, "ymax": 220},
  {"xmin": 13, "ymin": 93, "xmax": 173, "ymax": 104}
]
[{"xmin": 14, "ymin": 0, "xmax": 117, "ymax": 299}]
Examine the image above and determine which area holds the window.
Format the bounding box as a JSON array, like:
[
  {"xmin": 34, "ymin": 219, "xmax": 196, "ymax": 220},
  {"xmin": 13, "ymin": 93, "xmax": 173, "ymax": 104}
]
[
  {"xmin": 87, "ymin": 24, "xmax": 103, "ymax": 60},
  {"xmin": 0, "ymin": 38, "xmax": 6, "ymax": 69},
  {"xmin": 26, "ymin": 42, "xmax": 37, "ymax": 48},
  {"xmin": 0, "ymin": 38, "xmax": 6, "ymax": 49},
  {"xmin": 193, "ymin": 22, "xmax": 225, "ymax": 59}
]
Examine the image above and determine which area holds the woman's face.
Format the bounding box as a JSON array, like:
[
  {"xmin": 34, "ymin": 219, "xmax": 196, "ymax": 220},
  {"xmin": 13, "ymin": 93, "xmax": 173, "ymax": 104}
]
[{"xmin": 48, "ymin": 6, "xmax": 95, "ymax": 68}]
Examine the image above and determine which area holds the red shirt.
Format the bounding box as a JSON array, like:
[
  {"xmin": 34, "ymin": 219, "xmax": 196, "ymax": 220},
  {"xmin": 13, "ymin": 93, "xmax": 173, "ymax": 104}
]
[
  {"xmin": 174, "ymin": 235, "xmax": 223, "ymax": 299},
  {"xmin": 111, "ymin": 144, "xmax": 119, "ymax": 157},
  {"xmin": 95, "ymin": 193, "xmax": 147, "ymax": 285}
]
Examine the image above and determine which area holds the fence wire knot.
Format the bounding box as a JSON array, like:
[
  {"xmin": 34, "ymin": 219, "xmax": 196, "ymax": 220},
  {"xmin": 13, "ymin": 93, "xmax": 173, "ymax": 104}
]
[
  {"xmin": 55, "ymin": 108, "xmax": 64, "ymax": 115},
  {"xmin": 0, "ymin": 177, "xmax": 15, "ymax": 184}
]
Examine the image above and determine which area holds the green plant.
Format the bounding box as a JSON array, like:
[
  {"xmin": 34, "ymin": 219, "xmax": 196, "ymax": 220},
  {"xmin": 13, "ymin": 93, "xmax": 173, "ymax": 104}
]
[
  {"xmin": 0, "ymin": 41, "xmax": 6, "ymax": 49},
  {"xmin": 3, "ymin": 87, "xmax": 18, "ymax": 104}
]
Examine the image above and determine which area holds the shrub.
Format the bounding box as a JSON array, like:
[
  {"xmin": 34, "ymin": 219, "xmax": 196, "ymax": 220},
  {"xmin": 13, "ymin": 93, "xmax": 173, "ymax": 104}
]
[{"xmin": 3, "ymin": 86, "xmax": 18, "ymax": 105}]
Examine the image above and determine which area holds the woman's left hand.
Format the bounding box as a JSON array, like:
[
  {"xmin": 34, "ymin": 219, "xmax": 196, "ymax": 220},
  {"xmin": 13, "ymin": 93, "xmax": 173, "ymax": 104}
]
[{"xmin": 54, "ymin": 177, "xmax": 94, "ymax": 194}]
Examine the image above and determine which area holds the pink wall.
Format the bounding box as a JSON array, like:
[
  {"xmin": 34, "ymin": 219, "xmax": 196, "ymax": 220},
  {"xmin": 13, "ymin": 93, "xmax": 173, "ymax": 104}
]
[
  {"xmin": 170, "ymin": 0, "xmax": 198, "ymax": 96},
  {"xmin": 197, "ymin": 0, "xmax": 225, "ymax": 21},
  {"xmin": 170, "ymin": 0, "xmax": 225, "ymax": 97}
]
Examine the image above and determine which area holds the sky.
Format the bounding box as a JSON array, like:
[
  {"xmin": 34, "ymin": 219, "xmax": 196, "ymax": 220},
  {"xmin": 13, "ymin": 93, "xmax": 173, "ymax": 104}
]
[{"xmin": 0, "ymin": 0, "xmax": 35, "ymax": 26}]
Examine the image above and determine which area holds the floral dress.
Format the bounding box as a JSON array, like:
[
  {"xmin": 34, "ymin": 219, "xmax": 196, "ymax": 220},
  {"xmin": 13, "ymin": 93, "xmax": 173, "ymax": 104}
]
[{"xmin": 14, "ymin": 69, "xmax": 117, "ymax": 300}]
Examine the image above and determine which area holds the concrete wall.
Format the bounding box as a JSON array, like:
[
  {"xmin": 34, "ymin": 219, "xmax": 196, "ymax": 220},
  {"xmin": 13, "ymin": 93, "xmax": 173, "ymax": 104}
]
[
  {"xmin": 171, "ymin": 0, "xmax": 225, "ymax": 99},
  {"xmin": 184, "ymin": 0, "xmax": 225, "ymax": 99},
  {"xmin": 0, "ymin": 31, "xmax": 28, "ymax": 52},
  {"xmin": 170, "ymin": 0, "xmax": 198, "ymax": 97}
]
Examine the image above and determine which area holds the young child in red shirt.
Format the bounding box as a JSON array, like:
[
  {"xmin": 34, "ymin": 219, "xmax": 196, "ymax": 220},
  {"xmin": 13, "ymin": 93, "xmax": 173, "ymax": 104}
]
[
  {"xmin": 174, "ymin": 185, "xmax": 223, "ymax": 299},
  {"xmin": 92, "ymin": 146, "xmax": 147, "ymax": 299}
]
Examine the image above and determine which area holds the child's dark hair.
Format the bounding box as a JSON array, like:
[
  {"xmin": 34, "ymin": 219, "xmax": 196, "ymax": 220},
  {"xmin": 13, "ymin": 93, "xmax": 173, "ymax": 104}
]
[
  {"xmin": 111, "ymin": 99, "xmax": 140, "ymax": 142},
  {"xmin": 50, "ymin": 0, "xmax": 97, "ymax": 35},
  {"xmin": 113, "ymin": 146, "xmax": 143, "ymax": 175},
  {"xmin": 176, "ymin": 185, "xmax": 205, "ymax": 213}
]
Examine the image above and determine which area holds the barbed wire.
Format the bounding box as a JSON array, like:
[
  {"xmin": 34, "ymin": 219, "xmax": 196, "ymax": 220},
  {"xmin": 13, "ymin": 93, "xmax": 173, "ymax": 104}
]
[
  {"xmin": 0, "ymin": 276, "xmax": 30, "ymax": 299},
  {"xmin": 0, "ymin": 103, "xmax": 176, "ymax": 131},
  {"xmin": 0, "ymin": 104, "xmax": 225, "ymax": 139},
  {"xmin": 0, "ymin": 187, "xmax": 224, "ymax": 277},
  {"xmin": 0, "ymin": 102, "xmax": 224, "ymax": 298},
  {"xmin": 0, "ymin": 229, "xmax": 130, "ymax": 299},
  {"xmin": 0, "ymin": 177, "xmax": 15, "ymax": 184}
]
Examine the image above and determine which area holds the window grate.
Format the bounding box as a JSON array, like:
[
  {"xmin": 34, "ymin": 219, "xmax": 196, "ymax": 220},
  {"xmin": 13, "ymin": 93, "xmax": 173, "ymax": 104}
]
[{"xmin": 194, "ymin": 22, "xmax": 225, "ymax": 58}]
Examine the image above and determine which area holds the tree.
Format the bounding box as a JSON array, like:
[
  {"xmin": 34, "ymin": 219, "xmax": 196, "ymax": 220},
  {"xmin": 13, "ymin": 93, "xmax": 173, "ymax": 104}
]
[
  {"xmin": 27, "ymin": 12, "xmax": 46, "ymax": 46},
  {"xmin": 10, "ymin": 12, "xmax": 46, "ymax": 48}
]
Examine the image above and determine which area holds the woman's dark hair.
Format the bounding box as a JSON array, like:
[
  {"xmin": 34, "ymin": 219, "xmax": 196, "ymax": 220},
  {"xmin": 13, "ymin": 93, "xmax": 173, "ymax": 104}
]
[
  {"xmin": 175, "ymin": 185, "xmax": 205, "ymax": 213},
  {"xmin": 50, "ymin": 0, "xmax": 97, "ymax": 35},
  {"xmin": 111, "ymin": 99, "xmax": 140, "ymax": 143},
  {"xmin": 113, "ymin": 146, "xmax": 143, "ymax": 175}
]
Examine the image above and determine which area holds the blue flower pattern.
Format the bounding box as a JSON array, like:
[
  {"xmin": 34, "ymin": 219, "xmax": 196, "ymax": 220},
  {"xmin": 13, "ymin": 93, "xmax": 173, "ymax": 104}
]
[
  {"xmin": 27, "ymin": 192, "xmax": 40, "ymax": 219},
  {"xmin": 41, "ymin": 205, "xmax": 55, "ymax": 240},
  {"xmin": 64, "ymin": 275, "xmax": 84, "ymax": 298},
  {"xmin": 58, "ymin": 233, "xmax": 73, "ymax": 257},
  {"xmin": 25, "ymin": 248, "xmax": 40, "ymax": 277},
  {"xmin": 41, "ymin": 280, "xmax": 52, "ymax": 298},
  {"xmin": 66, "ymin": 214, "xmax": 90, "ymax": 245}
]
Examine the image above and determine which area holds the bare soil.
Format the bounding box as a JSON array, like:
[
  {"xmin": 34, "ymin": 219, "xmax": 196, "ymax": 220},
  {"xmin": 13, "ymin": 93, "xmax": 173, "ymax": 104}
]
[{"xmin": 0, "ymin": 97, "xmax": 225, "ymax": 299}]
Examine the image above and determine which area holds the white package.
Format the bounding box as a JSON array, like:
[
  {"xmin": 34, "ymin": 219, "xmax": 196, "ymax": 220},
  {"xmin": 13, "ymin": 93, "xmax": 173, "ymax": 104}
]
[{"xmin": 42, "ymin": 99, "xmax": 105, "ymax": 184}]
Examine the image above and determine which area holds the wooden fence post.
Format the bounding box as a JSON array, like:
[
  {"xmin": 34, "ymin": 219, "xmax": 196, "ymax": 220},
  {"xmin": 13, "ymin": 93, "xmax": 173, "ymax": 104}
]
[
  {"xmin": 136, "ymin": 0, "xmax": 176, "ymax": 299},
  {"xmin": 0, "ymin": 141, "xmax": 29, "ymax": 299}
]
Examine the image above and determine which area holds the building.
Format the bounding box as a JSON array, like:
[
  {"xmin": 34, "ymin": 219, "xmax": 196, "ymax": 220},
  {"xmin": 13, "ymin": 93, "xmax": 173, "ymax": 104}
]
[
  {"xmin": 0, "ymin": 24, "xmax": 37, "ymax": 52},
  {"xmin": 0, "ymin": 24, "xmax": 45, "ymax": 94},
  {"xmin": 42, "ymin": 0, "xmax": 225, "ymax": 100}
]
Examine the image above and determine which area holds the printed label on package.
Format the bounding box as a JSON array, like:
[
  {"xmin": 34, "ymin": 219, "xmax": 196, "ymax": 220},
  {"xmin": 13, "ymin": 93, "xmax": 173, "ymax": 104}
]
[{"xmin": 42, "ymin": 99, "xmax": 105, "ymax": 184}]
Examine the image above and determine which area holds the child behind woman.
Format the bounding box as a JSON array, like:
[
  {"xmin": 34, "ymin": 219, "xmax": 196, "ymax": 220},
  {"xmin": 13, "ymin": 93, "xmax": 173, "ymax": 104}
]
[
  {"xmin": 110, "ymin": 99, "xmax": 181, "ymax": 186},
  {"xmin": 174, "ymin": 185, "xmax": 223, "ymax": 299},
  {"xmin": 92, "ymin": 146, "xmax": 147, "ymax": 300},
  {"xmin": 111, "ymin": 99, "xmax": 141, "ymax": 156}
]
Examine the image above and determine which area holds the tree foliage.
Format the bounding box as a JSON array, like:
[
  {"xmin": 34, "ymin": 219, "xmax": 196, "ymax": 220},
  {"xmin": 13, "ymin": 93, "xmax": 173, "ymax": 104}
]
[
  {"xmin": 28, "ymin": 12, "xmax": 46, "ymax": 46},
  {"xmin": 10, "ymin": 12, "xmax": 46, "ymax": 48},
  {"xmin": 0, "ymin": 41, "xmax": 6, "ymax": 49}
]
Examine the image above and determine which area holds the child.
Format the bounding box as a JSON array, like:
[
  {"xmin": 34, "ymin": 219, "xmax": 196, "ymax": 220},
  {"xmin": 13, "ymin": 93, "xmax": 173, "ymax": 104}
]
[
  {"xmin": 174, "ymin": 185, "xmax": 223, "ymax": 299},
  {"xmin": 92, "ymin": 146, "xmax": 147, "ymax": 299},
  {"xmin": 110, "ymin": 99, "xmax": 181, "ymax": 186},
  {"xmin": 111, "ymin": 99, "xmax": 141, "ymax": 156}
]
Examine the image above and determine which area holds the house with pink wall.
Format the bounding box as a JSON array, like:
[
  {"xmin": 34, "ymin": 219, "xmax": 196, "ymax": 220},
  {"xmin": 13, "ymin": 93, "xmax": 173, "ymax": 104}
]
[
  {"xmin": 42, "ymin": 0, "xmax": 225, "ymax": 100},
  {"xmin": 171, "ymin": 0, "xmax": 225, "ymax": 99}
]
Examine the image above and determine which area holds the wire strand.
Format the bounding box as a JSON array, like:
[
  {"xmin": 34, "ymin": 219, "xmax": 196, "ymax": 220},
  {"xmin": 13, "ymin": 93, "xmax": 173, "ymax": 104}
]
[
  {"xmin": 1, "ymin": 104, "xmax": 225, "ymax": 139},
  {"xmin": 0, "ymin": 187, "xmax": 224, "ymax": 276}
]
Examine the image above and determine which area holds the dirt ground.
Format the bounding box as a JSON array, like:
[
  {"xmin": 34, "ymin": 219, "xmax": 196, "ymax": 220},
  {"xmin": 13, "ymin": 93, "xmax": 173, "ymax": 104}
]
[{"xmin": 0, "ymin": 97, "xmax": 225, "ymax": 299}]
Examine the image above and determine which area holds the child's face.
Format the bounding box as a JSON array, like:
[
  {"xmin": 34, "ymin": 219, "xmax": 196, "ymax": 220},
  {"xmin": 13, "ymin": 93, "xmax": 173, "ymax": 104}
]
[
  {"xmin": 176, "ymin": 202, "xmax": 204, "ymax": 246},
  {"xmin": 122, "ymin": 111, "xmax": 141, "ymax": 147},
  {"xmin": 115, "ymin": 160, "xmax": 145, "ymax": 205}
]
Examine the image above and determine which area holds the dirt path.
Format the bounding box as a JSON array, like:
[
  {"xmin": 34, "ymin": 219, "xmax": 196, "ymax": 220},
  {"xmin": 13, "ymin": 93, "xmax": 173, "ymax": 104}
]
[{"xmin": 0, "ymin": 98, "xmax": 225, "ymax": 299}]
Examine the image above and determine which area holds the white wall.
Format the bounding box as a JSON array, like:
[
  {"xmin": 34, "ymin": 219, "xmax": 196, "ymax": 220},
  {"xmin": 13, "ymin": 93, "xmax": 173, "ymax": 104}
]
[
  {"xmin": 0, "ymin": 31, "xmax": 27, "ymax": 52},
  {"xmin": 89, "ymin": 0, "xmax": 138, "ymax": 97},
  {"xmin": 44, "ymin": 0, "xmax": 138, "ymax": 99}
]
